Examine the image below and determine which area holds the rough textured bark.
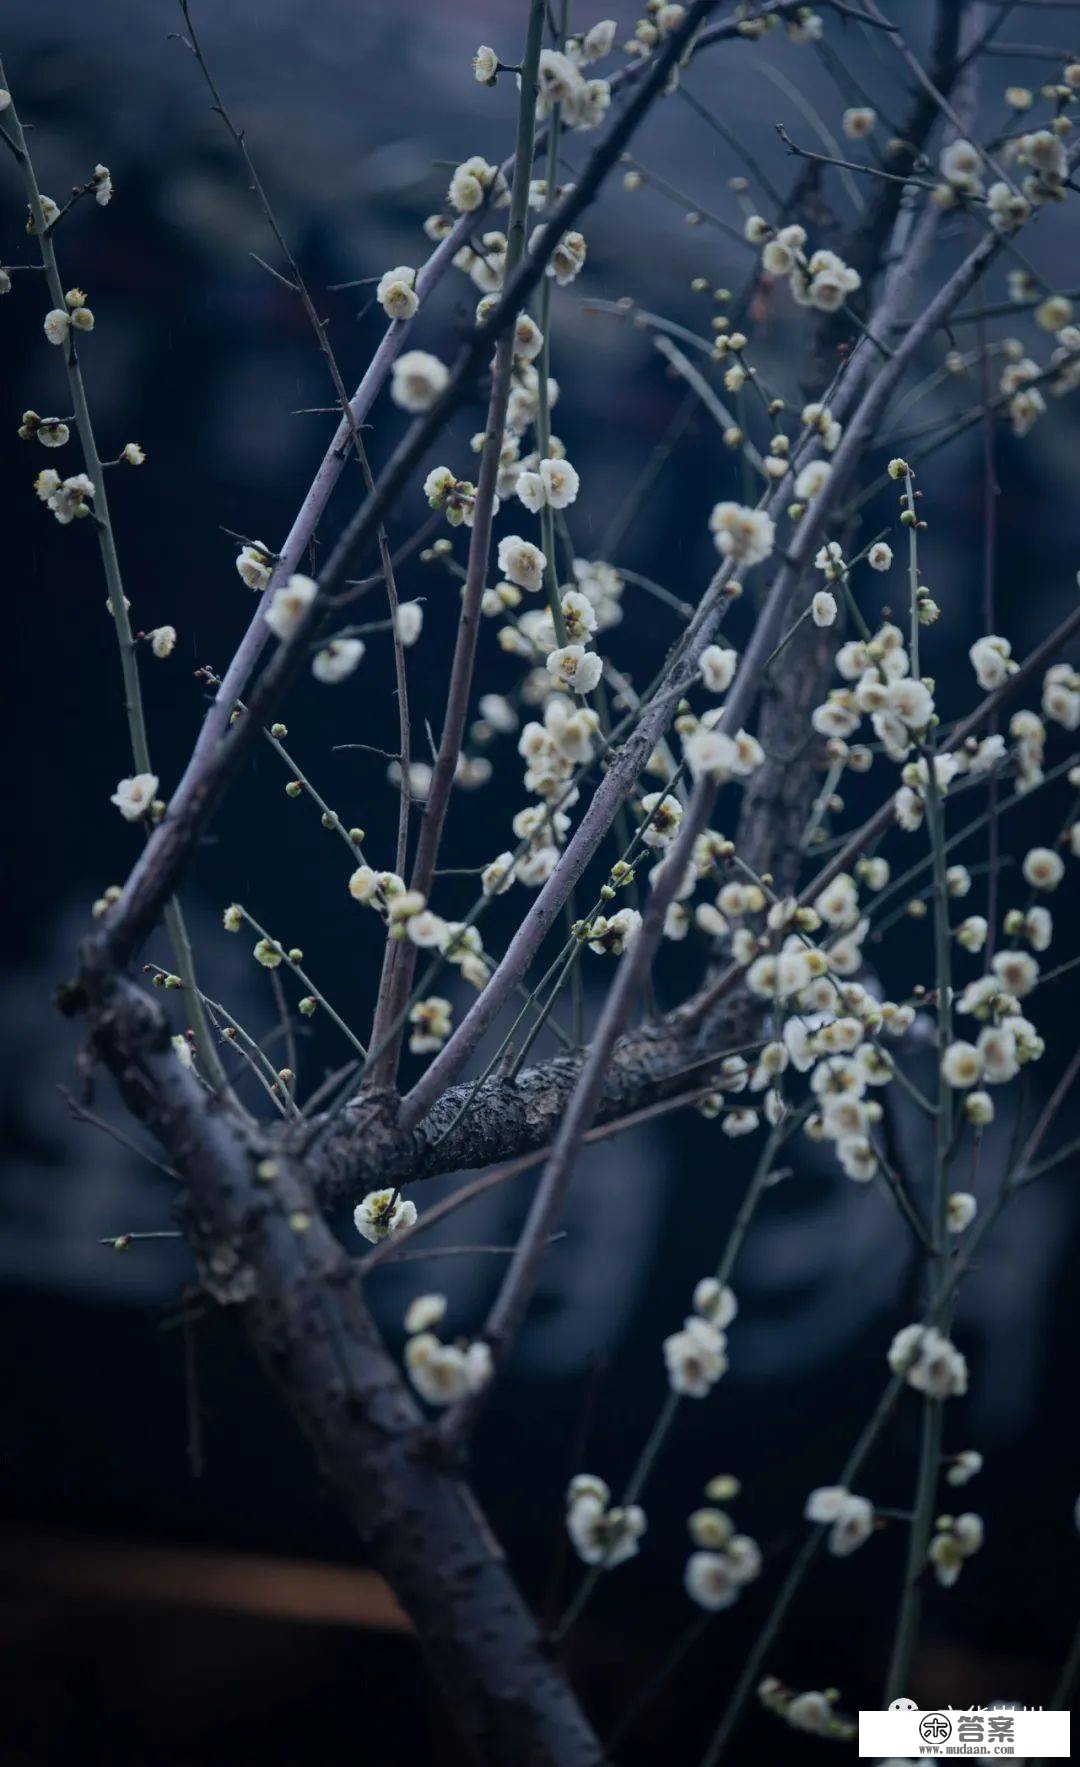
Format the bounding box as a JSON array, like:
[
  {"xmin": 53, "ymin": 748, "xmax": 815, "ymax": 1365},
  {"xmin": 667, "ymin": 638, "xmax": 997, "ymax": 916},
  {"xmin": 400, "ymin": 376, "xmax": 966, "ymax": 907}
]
[
  {"xmin": 67, "ymin": 950, "xmax": 605, "ymax": 1767},
  {"xmin": 308, "ymin": 998, "xmax": 750, "ymax": 1203}
]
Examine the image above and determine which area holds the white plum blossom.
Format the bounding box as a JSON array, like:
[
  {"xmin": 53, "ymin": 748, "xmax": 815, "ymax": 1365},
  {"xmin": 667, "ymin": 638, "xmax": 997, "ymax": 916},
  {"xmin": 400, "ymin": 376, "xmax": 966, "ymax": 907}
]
[
  {"xmin": 312, "ymin": 638, "xmax": 365, "ymax": 683},
  {"xmin": 353, "ymin": 1189, "xmax": 418, "ymax": 1243},
  {"xmin": 376, "ymin": 265, "xmax": 419, "ymax": 320},
  {"xmin": 929, "ymin": 1512, "xmax": 984, "ymax": 1586},
  {"xmin": 405, "ymin": 1332, "xmax": 491, "ymax": 1406},
  {"xmin": 947, "ymin": 1450, "xmax": 984, "ymax": 1488},
  {"xmin": 404, "ymin": 1293, "xmax": 447, "ymax": 1335},
  {"xmin": 794, "ymin": 460, "xmax": 832, "ymax": 502},
  {"xmin": 448, "ymin": 155, "xmax": 503, "ymax": 214},
  {"xmin": 547, "ymin": 643, "xmax": 602, "ymax": 693},
  {"xmin": 111, "ymin": 773, "xmax": 159, "ymax": 821},
  {"xmin": 395, "ymin": 601, "xmax": 424, "ymax": 646},
  {"xmin": 36, "ymin": 469, "xmax": 95, "ymax": 523},
  {"xmin": 804, "ymin": 1486, "xmax": 875, "ymax": 1556},
  {"xmin": 264, "ymin": 574, "xmax": 317, "ymax": 641},
  {"xmin": 391, "ymin": 350, "xmax": 449, "ymax": 412},
  {"xmin": 970, "ymin": 634, "xmax": 1016, "ymax": 691},
  {"xmin": 566, "ymin": 1479, "xmax": 646, "ymax": 1568},
  {"xmin": 236, "ymin": 540, "xmax": 274, "ymax": 590},
  {"xmin": 709, "ymin": 502, "xmax": 775, "ymax": 566},
  {"xmin": 1022, "ymin": 846, "xmax": 1064, "ymax": 891},
  {"xmin": 149, "ymin": 626, "xmax": 177, "ymax": 659},
  {"xmin": 664, "ymin": 1315, "xmax": 728, "ymax": 1397},
  {"xmin": 498, "ymin": 534, "xmax": 546, "ymax": 591},
  {"xmin": 699, "ymin": 646, "xmax": 738, "ymax": 694},
  {"xmin": 888, "ymin": 1324, "xmax": 968, "ymax": 1398}
]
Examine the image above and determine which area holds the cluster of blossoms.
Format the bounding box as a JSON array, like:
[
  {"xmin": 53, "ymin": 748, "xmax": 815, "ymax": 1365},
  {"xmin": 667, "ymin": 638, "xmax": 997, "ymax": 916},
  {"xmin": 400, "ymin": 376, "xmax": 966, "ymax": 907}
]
[
  {"xmin": 43, "ymin": 286, "xmax": 95, "ymax": 345},
  {"xmin": 939, "ymin": 120, "xmax": 1070, "ymax": 235},
  {"xmin": 709, "ymin": 499, "xmax": 774, "ymax": 568},
  {"xmin": 376, "ymin": 264, "xmax": 419, "ymax": 321},
  {"xmin": 812, "ymin": 615, "xmax": 940, "ymax": 767},
  {"xmin": 928, "ymin": 1511, "xmax": 984, "ymax": 1587},
  {"xmin": 348, "ymin": 863, "xmax": 492, "ymax": 1012},
  {"xmin": 744, "ymin": 218, "xmax": 862, "ymax": 314},
  {"xmin": 261, "ymin": 572, "xmax": 366, "ymax": 683},
  {"xmin": 19, "ymin": 408, "xmax": 69, "ymax": 448},
  {"xmin": 888, "ymin": 1324, "xmax": 968, "ymax": 1399},
  {"xmin": 400, "ymin": 1293, "xmax": 492, "ymax": 1407},
  {"xmin": 683, "ymin": 1500, "xmax": 763, "ymax": 1612},
  {"xmin": 35, "ymin": 467, "xmax": 94, "ymax": 524},
  {"xmin": 530, "ymin": 34, "xmax": 616, "ymax": 134},
  {"xmin": 565, "ymin": 1475, "xmax": 647, "ymax": 1569},
  {"xmin": 663, "ymin": 1277, "xmax": 736, "ymax": 1397},
  {"xmin": 804, "ymin": 1484, "xmax": 876, "ymax": 1557}
]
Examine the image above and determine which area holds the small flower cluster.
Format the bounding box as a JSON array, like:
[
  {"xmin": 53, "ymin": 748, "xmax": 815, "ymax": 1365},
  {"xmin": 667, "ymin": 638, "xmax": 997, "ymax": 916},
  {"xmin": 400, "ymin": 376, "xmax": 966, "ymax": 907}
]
[
  {"xmin": 565, "ymin": 1474, "xmax": 647, "ymax": 1569},
  {"xmin": 804, "ymin": 1484, "xmax": 876, "ymax": 1557},
  {"xmin": 744, "ymin": 218, "xmax": 862, "ymax": 313},
  {"xmin": 401, "ymin": 1294, "xmax": 492, "ymax": 1407},
  {"xmin": 663, "ymin": 1277, "xmax": 736, "ymax": 1397},
  {"xmin": 43, "ymin": 287, "xmax": 95, "ymax": 345},
  {"xmin": 683, "ymin": 1498, "xmax": 763, "ymax": 1611},
  {"xmin": 35, "ymin": 467, "xmax": 94, "ymax": 524},
  {"xmin": 928, "ymin": 1511, "xmax": 984, "ymax": 1587},
  {"xmin": 888, "ymin": 1324, "xmax": 968, "ymax": 1399},
  {"xmin": 348, "ymin": 866, "xmax": 492, "ymax": 995}
]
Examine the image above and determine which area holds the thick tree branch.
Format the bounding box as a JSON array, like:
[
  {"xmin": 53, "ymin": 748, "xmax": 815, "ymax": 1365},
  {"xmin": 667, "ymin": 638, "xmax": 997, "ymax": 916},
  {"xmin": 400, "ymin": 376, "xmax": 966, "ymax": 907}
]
[{"xmin": 66, "ymin": 947, "xmax": 604, "ymax": 1765}]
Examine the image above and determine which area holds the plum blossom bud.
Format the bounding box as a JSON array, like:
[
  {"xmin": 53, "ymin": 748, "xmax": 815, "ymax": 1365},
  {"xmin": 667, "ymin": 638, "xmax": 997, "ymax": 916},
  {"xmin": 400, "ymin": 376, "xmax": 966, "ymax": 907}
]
[
  {"xmin": 395, "ymin": 601, "xmax": 423, "ymax": 646},
  {"xmin": 947, "ymin": 1191, "xmax": 978, "ymax": 1234},
  {"xmin": 842, "ymin": 107, "xmax": 875, "ymax": 139},
  {"xmin": 946, "ymin": 1450, "xmax": 983, "ymax": 1487}
]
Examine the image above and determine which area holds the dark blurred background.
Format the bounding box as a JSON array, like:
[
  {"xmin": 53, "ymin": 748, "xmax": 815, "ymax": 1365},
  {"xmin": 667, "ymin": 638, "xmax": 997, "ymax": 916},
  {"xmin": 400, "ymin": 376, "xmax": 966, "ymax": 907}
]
[{"xmin": 2, "ymin": 2, "xmax": 1080, "ymax": 1760}]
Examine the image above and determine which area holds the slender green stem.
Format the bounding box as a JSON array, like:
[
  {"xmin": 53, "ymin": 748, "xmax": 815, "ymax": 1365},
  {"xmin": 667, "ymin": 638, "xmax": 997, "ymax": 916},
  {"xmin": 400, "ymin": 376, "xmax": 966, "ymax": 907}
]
[
  {"xmin": 883, "ymin": 642, "xmax": 954, "ymax": 1701},
  {"xmin": 238, "ymin": 907, "xmax": 368, "ymax": 1062},
  {"xmin": 1, "ymin": 73, "xmax": 225, "ymax": 1091}
]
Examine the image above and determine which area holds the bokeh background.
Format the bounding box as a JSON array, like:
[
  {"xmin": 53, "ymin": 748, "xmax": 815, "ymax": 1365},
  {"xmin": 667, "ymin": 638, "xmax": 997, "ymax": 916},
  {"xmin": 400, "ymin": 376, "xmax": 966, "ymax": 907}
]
[{"xmin": 3, "ymin": 1, "xmax": 1080, "ymax": 1760}]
